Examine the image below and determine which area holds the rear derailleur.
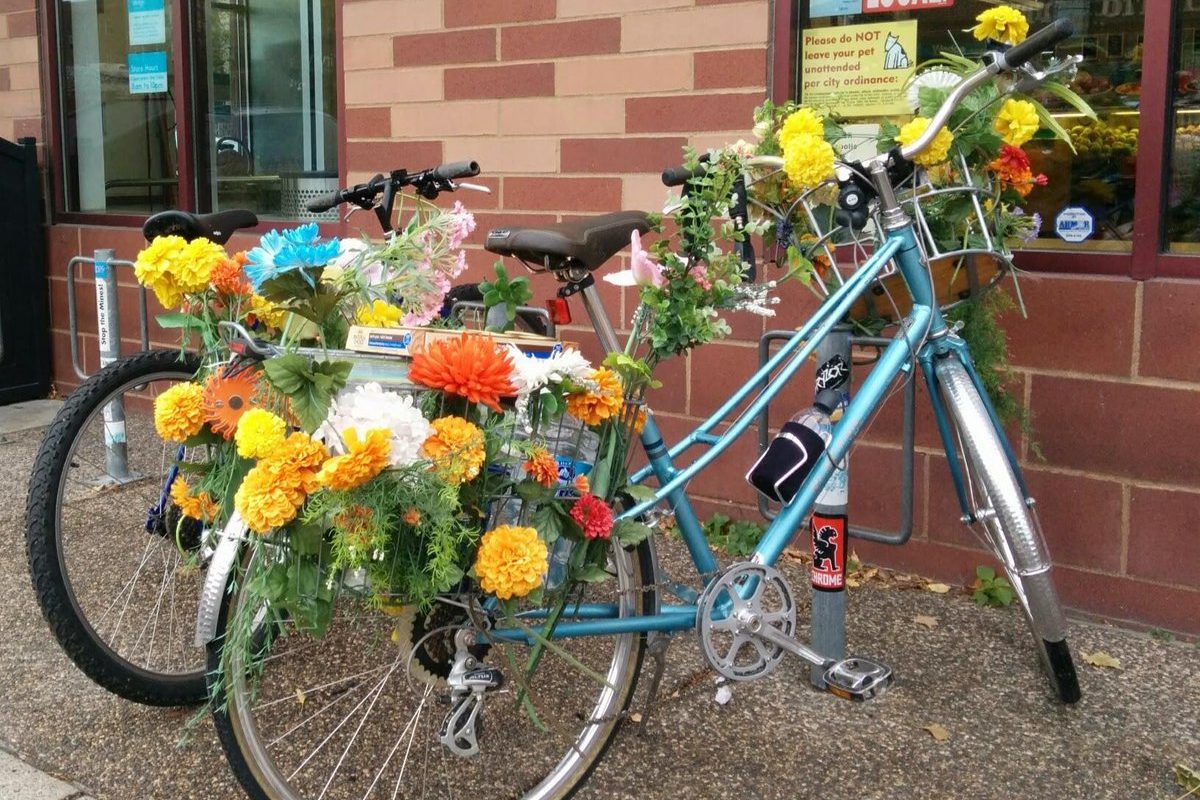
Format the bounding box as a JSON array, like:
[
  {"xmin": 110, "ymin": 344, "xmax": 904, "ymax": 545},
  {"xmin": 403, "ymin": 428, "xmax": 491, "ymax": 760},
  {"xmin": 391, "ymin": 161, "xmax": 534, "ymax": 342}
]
[{"xmin": 438, "ymin": 628, "xmax": 504, "ymax": 757}]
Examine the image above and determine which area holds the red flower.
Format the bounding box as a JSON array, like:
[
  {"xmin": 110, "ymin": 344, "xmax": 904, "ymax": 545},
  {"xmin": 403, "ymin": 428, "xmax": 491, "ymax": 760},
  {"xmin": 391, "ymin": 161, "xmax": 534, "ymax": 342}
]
[{"xmin": 571, "ymin": 493, "xmax": 614, "ymax": 540}]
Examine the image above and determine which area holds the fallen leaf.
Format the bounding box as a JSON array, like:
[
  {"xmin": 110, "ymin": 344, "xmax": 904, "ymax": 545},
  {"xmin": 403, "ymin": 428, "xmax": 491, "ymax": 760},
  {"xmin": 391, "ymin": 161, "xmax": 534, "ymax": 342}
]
[
  {"xmin": 1081, "ymin": 651, "xmax": 1123, "ymax": 670},
  {"xmin": 1175, "ymin": 763, "xmax": 1200, "ymax": 795},
  {"xmin": 629, "ymin": 712, "xmax": 643, "ymax": 724},
  {"xmin": 391, "ymin": 627, "xmax": 400, "ymax": 643},
  {"xmin": 295, "ymin": 689, "xmax": 306, "ymax": 706},
  {"xmin": 913, "ymin": 615, "xmax": 939, "ymax": 629},
  {"xmin": 923, "ymin": 723, "xmax": 950, "ymax": 741},
  {"xmin": 846, "ymin": 578, "xmax": 861, "ymax": 588},
  {"xmin": 925, "ymin": 582, "xmax": 952, "ymax": 594}
]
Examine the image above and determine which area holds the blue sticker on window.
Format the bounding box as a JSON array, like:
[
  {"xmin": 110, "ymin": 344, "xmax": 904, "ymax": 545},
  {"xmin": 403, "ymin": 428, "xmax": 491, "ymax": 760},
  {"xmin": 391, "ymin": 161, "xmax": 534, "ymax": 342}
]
[
  {"xmin": 1054, "ymin": 206, "xmax": 1095, "ymax": 244},
  {"xmin": 128, "ymin": 51, "xmax": 168, "ymax": 94}
]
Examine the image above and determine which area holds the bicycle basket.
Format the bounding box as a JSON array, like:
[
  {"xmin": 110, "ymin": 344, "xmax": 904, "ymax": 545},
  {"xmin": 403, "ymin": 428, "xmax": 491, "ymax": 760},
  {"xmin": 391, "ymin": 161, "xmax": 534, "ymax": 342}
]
[{"xmin": 752, "ymin": 149, "xmax": 1015, "ymax": 325}]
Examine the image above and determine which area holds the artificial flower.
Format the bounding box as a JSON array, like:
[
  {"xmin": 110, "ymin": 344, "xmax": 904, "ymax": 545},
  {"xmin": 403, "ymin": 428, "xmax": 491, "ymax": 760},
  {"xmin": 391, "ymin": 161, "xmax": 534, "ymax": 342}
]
[
  {"xmin": 989, "ymin": 144, "xmax": 1047, "ymax": 198},
  {"xmin": 134, "ymin": 235, "xmax": 188, "ymax": 309},
  {"xmin": 505, "ymin": 347, "xmax": 593, "ymax": 398},
  {"xmin": 175, "ymin": 238, "xmax": 227, "ymax": 293},
  {"xmin": 244, "ymin": 223, "xmax": 342, "ymax": 290},
  {"xmin": 211, "ymin": 253, "xmax": 252, "ymax": 296},
  {"xmin": 153, "ymin": 382, "xmax": 206, "ymax": 443},
  {"xmin": 778, "ymin": 107, "xmax": 825, "ymax": 152},
  {"xmin": 782, "ymin": 133, "xmax": 836, "ymax": 190},
  {"xmin": 571, "ymin": 493, "xmax": 614, "ymax": 540},
  {"xmin": 202, "ymin": 366, "xmax": 259, "ymax": 439},
  {"xmin": 573, "ymin": 474, "xmax": 590, "ymax": 494},
  {"xmin": 334, "ymin": 505, "xmax": 376, "ymax": 552},
  {"xmin": 995, "ymin": 99, "xmax": 1040, "ymax": 147},
  {"xmin": 234, "ymin": 462, "xmax": 302, "ymax": 533},
  {"xmin": 896, "ymin": 117, "xmax": 954, "ymax": 168},
  {"xmin": 235, "ymin": 408, "xmax": 287, "ymax": 459},
  {"xmin": 604, "ymin": 230, "xmax": 666, "ymax": 289},
  {"xmin": 524, "ymin": 448, "xmax": 559, "ymax": 488},
  {"xmin": 169, "ymin": 477, "xmax": 219, "ymax": 522},
  {"xmin": 971, "ymin": 6, "xmax": 1029, "ymax": 46},
  {"xmin": 318, "ymin": 382, "xmax": 432, "ymax": 468},
  {"xmin": 566, "ymin": 367, "xmax": 624, "ymax": 426},
  {"xmin": 248, "ymin": 293, "xmax": 288, "ymax": 329},
  {"xmin": 317, "ymin": 427, "xmax": 392, "ymax": 491},
  {"xmin": 422, "ymin": 416, "xmax": 486, "ymax": 485},
  {"xmin": 355, "ymin": 299, "xmax": 404, "ymax": 328},
  {"xmin": 403, "ymin": 508, "xmax": 422, "ymax": 526},
  {"xmin": 474, "ymin": 525, "xmax": 548, "ymax": 600},
  {"xmin": 624, "ymin": 403, "xmax": 648, "ymax": 435},
  {"xmin": 409, "ymin": 333, "xmax": 517, "ymax": 412}
]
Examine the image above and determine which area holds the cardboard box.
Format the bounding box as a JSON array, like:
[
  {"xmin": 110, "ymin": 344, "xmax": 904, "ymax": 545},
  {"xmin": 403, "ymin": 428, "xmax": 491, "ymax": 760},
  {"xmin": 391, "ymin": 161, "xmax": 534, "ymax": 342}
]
[{"xmin": 345, "ymin": 325, "xmax": 577, "ymax": 359}]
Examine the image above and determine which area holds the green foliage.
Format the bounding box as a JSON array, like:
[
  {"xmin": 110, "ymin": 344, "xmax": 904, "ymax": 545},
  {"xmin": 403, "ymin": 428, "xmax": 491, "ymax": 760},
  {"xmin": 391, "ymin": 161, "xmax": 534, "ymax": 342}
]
[
  {"xmin": 701, "ymin": 513, "xmax": 764, "ymax": 558},
  {"xmin": 1149, "ymin": 628, "xmax": 1175, "ymax": 642},
  {"xmin": 480, "ymin": 262, "xmax": 533, "ymax": 331},
  {"xmin": 261, "ymin": 355, "xmax": 352, "ymax": 433},
  {"xmin": 969, "ymin": 565, "xmax": 1015, "ymax": 608}
]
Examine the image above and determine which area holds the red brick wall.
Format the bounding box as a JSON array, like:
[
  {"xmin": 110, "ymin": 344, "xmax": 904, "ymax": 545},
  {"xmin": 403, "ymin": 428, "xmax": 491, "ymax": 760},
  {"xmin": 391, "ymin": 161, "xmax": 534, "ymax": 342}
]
[
  {"xmin": 18, "ymin": 0, "xmax": 1200, "ymax": 633},
  {"xmin": 0, "ymin": 0, "xmax": 41, "ymax": 143}
]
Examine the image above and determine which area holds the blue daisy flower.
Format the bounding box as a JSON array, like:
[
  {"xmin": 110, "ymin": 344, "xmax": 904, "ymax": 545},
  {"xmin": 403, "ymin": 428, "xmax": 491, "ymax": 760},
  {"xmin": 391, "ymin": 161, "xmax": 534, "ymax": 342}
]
[{"xmin": 245, "ymin": 225, "xmax": 341, "ymax": 290}]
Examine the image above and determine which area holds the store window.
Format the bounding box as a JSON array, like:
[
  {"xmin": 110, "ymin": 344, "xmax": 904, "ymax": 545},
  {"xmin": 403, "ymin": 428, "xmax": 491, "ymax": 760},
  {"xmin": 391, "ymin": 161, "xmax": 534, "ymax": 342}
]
[
  {"xmin": 53, "ymin": 0, "xmax": 337, "ymax": 217},
  {"xmin": 1166, "ymin": 3, "xmax": 1200, "ymax": 253},
  {"xmin": 794, "ymin": 1, "xmax": 1144, "ymax": 252}
]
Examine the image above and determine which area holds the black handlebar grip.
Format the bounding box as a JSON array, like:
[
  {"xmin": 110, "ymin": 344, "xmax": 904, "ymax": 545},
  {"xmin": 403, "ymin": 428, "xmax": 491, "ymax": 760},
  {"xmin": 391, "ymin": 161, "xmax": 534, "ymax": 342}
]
[
  {"xmin": 1000, "ymin": 18, "xmax": 1075, "ymax": 70},
  {"xmin": 662, "ymin": 164, "xmax": 709, "ymax": 187},
  {"xmin": 434, "ymin": 160, "xmax": 480, "ymax": 180},
  {"xmin": 305, "ymin": 190, "xmax": 342, "ymax": 213}
]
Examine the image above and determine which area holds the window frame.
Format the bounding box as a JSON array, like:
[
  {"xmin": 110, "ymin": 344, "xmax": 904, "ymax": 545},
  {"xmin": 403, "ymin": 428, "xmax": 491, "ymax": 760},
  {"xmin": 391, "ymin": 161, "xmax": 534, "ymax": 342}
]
[
  {"xmin": 774, "ymin": 0, "xmax": 1197, "ymax": 279},
  {"xmin": 37, "ymin": 0, "xmax": 347, "ymax": 230}
]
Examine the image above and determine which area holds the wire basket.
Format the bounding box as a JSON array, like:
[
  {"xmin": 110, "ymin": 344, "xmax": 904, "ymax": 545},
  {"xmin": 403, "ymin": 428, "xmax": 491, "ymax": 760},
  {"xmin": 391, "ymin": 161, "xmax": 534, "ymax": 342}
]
[{"xmin": 751, "ymin": 150, "xmax": 1014, "ymax": 326}]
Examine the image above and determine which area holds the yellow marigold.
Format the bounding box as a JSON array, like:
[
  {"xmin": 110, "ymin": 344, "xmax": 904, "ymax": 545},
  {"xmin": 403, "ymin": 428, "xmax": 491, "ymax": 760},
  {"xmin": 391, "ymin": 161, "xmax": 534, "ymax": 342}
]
[
  {"xmin": 524, "ymin": 448, "xmax": 559, "ymax": 488},
  {"xmin": 153, "ymin": 382, "xmax": 206, "ymax": 444},
  {"xmin": 175, "ymin": 238, "xmax": 226, "ymax": 294},
  {"xmin": 896, "ymin": 117, "xmax": 955, "ymax": 168},
  {"xmin": 135, "ymin": 235, "xmax": 188, "ymax": 309},
  {"xmin": 566, "ymin": 368, "xmax": 624, "ymax": 427},
  {"xmin": 234, "ymin": 462, "xmax": 302, "ymax": 533},
  {"xmin": 169, "ymin": 477, "xmax": 219, "ymax": 522},
  {"xmin": 971, "ymin": 6, "xmax": 1029, "ymax": 46},
  {"xmin": 355, "ymin": 299, "xmax": 403, "ymax": 328},
  {"xmin": 778, "ymin": 107, "xmax": 825, "ymax": 152},
  {"xmin": 422, "ymin": 416, "xmax": 486, "ymax": 485},
  {"xmin": 235, "ymin": 408, "xmax": 287, "ymax": 459},
  {"xmin": 318, "ymin": 428, "xmax": 392, "ymax": 491},
  {"xmin": 994, "ymin": 99, "xmax": 1040, "ymax": 148},
  {"xmin": 249, "ymin": 293, "xmax": 288, "ymax": 329},
  {"xmin": 474, "ymin": 525, "xmax": 548, "ymax": 601},
  {"xmin": 782, "ymin": 133, "xmax": 836, "ymax": 191}
]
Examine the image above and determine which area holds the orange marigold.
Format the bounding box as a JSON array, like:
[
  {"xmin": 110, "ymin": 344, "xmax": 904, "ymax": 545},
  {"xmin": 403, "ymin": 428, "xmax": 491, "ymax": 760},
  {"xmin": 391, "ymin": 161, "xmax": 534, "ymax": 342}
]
[
  {"xmin": 202, "ymin": 367, "xmax": 260, "ymax": 439},
  {"xmin": 422, "ymin": 416, "xmax": 486, "ymax": 485},
  {"xmin": 169, "ymin": 477, "xmax": 220, "ymax": 522},
  {"xmin": 474, "ymin": 525, "xmax": 548, "ymax": 600},
  {"xmin": 211, "ymin": 256, "xmax": 252, "ymax": 296},
  {"xmin": 153, "ymin": 382, "xmax": 207, "ymax": 444},
  {"xmin": 573, "ymin": 474, "xmax": 590, "ymax": 494},
  {"xmin": 566, "ymin": 368, "xmax": 623, "ymax": 426},
  {"xmin": 408, "ymin": 333, "xmax": 517, "ymax": 412},
  {"xmin": 403, "ymin": 507, "xmax": 422, "ymax": 526},
  {"xmin": 524, "ymin": 448, "xmax": 559, "ymax": 488},
  {"xmin": 317, "ymin": 427, "xmax": 392, "ymax": 491},
  {"xmin": 334, "ymin": 505, "xmax": 375, "ymax": 550},
  {"xmin": 234, "ymin": 462, "xmax": 303, "ymax": 533}
]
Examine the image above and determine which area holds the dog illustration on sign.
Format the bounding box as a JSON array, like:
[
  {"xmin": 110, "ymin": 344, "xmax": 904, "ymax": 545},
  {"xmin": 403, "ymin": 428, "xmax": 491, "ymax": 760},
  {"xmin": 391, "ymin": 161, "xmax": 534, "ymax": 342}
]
[{"xmin": 884, "ymin": 32, "xmax": 910, "ymax": 70}]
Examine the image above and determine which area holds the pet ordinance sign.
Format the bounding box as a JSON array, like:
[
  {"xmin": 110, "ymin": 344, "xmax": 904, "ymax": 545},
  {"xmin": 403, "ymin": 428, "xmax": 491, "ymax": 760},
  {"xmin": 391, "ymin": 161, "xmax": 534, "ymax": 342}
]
[{"xmin": 800, "ymin": 20, "xmax": 918, "ymax": 117}]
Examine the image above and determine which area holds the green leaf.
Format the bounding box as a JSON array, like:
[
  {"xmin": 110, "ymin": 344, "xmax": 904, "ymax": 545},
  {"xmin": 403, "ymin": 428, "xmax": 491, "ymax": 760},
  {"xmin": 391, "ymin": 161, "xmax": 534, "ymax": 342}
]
[
  {"xmin": 516, "ymin": 480, "xmax": 554, "ymax": 504},
  {"xmin": 1037, "ymin": 83, "xmax": 1098, "ymax": 121},
  {"xmin": 1033, "ymin": 104, "xmax": 1076, "ymax": 154},
  {"xmin": 990, "ymin": 586, "xmax": 1015, "ymax": 606},
  {"xmin": 620, "ymin": 484, "xmax": 658, "ymax": 504},
  {"xmin": 612, "ymin": 519, "xmax": 652, "ymax": 547},
  {"xmin": 155, "ymin": 311, "xmax": 197, "ymax": 329},
  {"xmin": 975, "ymin": 565, "xmax": 996, "ymax": 582},
  {"xmin": 575, "ymin": 564, "xmax": 611, "ymax": 584},
  {"xmin": 221, "ymin": 456, "xmax": 254, "ymax": 514},
  {"xmin": 262, "ymin": 354, "xmax": 309, "ymax": 395},
  {"xmin": 290, "ymin": 522, "xmax": 325, "ymax": 556},
  {"xmin": 181, "ymin": 428, "xmax": 224, "ymax": 448},
  {"xmin": 263, "ymin": 563, "xmax": 289, "ymax": 602},
  {"xmin": 971, "ymin": 589, "xmax": 990, "ymax": 606}
]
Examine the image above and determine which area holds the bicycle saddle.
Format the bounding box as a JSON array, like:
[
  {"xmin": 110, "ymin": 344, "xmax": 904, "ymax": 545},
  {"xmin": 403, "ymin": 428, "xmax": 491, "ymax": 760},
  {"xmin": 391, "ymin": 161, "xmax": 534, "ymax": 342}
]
[
  {"xmin": 142, "ymin": 208, "xmax": 259, "ymax": 244},
  {"xmin": 485, "ymin": 211, "xmax": 650, "ymax": 271}
]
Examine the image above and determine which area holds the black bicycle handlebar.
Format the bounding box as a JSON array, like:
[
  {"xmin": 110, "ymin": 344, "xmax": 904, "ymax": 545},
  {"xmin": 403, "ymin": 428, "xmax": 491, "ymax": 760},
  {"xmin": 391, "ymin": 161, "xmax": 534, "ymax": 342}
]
[
  {"xmin": 433, "ymin": 160, "xmax": 480, "ymax": 181},
  {"xmin": 997, "ymin": 18, "xmax": 1075, "ymax": 71},
  {"xmin": 305, "ymin": 161, "xmax": 481, "ymax": 214},
  {"xmin": 662, "ymin": 152, "xmax": 712, "ymax": 187}
]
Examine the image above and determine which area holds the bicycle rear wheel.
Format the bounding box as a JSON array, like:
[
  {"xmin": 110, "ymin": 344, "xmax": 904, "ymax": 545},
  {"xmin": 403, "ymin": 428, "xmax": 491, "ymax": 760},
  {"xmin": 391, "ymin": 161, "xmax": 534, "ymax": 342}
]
[
  {"xmin": 208, "ymin": 536, "xmax": 654, "ymax": 800},
  {"xmin": 935, "ymin": 356, "xmax": 1081, "ymax": 704},
  {"xmin": 25, "ymin": 350, "xmax": 208, "ymax": 705}
]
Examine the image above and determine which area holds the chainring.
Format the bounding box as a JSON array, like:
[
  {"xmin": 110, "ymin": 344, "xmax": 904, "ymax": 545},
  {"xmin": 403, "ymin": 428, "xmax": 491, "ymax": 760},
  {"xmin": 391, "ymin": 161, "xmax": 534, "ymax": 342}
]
[{"xmin": 696, "ymin": 562, "xmax": 798, "ymax": 681}]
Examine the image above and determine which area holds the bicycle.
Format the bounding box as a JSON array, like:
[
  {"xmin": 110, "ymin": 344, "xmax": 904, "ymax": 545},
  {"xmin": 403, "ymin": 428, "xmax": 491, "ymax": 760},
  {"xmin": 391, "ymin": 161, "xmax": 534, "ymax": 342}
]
[
  {"xmin": 24, "ymin": 166, "xmax": 544, "ymax": 706},
  {"xmin": 200, "ymin": 18, "xmax": 1081, "ymax": 800}
]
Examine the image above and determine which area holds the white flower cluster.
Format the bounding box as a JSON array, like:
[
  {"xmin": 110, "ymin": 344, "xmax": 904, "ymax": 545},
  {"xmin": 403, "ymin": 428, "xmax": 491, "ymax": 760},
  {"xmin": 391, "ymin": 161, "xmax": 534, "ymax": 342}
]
[
  {"xmin": 318, "ymin": 382, "xmax": 431, "ymax": 467},
  {"xmin": 505, "ymin": 346, "xmax": 593, "ymax": 397}
]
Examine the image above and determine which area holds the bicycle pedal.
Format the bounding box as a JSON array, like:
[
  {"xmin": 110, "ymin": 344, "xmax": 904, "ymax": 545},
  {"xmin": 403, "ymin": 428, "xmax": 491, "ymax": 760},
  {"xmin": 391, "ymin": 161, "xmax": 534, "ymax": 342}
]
[{"xmin": 822, "ymin": 657, "xmax": 893, "ymax": 702}]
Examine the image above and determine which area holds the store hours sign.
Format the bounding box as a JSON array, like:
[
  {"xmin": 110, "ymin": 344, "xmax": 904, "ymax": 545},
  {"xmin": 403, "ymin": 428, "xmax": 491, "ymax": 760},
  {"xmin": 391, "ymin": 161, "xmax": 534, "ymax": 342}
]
[{"xmin": 800, "ymin": 20, "xmax": 918, "ymax": 116}]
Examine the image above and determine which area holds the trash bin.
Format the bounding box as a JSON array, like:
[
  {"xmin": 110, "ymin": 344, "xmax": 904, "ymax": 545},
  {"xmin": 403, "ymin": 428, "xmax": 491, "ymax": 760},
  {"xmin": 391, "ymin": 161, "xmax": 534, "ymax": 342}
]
[{"xmin": 281, "ymin": 170, "xmax": 340, "ymax": 222}]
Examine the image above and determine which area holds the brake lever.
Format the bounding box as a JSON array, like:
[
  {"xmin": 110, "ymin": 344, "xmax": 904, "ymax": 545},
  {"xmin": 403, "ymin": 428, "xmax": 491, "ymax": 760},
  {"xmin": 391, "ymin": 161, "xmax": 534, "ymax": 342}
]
[
  {"xmin": 1013, "ymin": 54, "xmax": 1082, "ymax": 91},
  {"xmin": 452, "ymin": 181, "xmax": 492, "ymax": 194}
]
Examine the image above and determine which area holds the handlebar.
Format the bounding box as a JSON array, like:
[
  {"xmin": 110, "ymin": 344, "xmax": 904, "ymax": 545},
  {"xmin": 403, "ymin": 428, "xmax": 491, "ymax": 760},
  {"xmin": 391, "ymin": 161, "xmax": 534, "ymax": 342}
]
[{"xmin": 304, "ymin": 160, "xmax": 483, "ymax": 214}]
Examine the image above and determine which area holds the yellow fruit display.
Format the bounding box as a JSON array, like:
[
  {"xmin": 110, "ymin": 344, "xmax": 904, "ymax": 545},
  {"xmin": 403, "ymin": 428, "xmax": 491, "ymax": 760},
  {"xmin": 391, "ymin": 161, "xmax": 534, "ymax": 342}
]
[{"xmin": 1068, "ymin": 121, "xmax": 1139, "ymax": 160}]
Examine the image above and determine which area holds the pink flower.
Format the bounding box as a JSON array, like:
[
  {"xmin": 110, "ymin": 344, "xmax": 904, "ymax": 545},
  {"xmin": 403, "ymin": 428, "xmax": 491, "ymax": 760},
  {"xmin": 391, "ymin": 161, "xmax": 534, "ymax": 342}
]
[
  {"xmin": 604, "ymin": 230, "xmax": 665, "ymax": 289},
  {"xmin": 448, "ymin": 202, "xmax": 477, "ymax": 250},
  {"xmin": 571, "ymin": 493, "xmax": 614, "ymax": 540},
  {"xmin": 691, "ymin": 264, "xmax": 712, "ymax": 291}
]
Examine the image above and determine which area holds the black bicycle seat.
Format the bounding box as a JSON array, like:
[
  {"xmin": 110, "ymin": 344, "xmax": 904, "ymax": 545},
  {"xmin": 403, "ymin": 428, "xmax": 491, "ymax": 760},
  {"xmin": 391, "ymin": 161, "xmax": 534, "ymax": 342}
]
[
  {"xmin": 142, "ymin": 208, "xmax": 259, "ymax": 244},
  {"xmin": 485, "ymin": 211, "xmax": 650, "ymax": 271}
]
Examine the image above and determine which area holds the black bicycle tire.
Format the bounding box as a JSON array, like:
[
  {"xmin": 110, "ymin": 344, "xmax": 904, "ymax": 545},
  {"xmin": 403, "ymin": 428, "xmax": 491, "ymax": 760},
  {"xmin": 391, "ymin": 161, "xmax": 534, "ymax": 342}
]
[
  {"xmin": 937, "ymin": 357, "xmax": 1081, "ymax": 704},
  {"xmin": 25, "ymin": 349, "xmax": 207, "ymax": 706},
  {"xmin": 208, "ymin": 538, "xmax": 655, "ymax": 800}
]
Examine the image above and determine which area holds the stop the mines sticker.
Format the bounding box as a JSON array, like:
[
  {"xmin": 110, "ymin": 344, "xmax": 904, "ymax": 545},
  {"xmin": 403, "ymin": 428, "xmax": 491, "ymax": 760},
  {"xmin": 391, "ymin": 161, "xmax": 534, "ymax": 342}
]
[{"xmin": 810, "ymin": 513, "xmax": 847, "ymax": 591}]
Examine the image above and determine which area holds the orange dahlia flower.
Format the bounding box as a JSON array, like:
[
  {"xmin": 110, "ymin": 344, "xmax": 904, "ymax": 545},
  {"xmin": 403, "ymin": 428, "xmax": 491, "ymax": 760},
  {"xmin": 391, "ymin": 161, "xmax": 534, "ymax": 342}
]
[
  {"xmin": 566, "ymin": 368, "xmax": 623, "ymax": 426},
  {"xmin": 524, "ymin": 448, "xmax": 559, "ymax": 488},
  {"xmin": 409, "ymin": 333, "xmax": 516, "ymax": 412},
  {"xmin": 318, "ymin": 427, "xmax": 392, "ymax": 491}
]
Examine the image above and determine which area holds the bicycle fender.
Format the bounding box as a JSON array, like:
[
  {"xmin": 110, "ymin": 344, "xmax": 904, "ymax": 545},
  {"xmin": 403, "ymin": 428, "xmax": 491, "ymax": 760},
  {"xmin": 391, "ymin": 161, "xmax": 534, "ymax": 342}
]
[{"xmin": 194, "ymin": 513, "xmax": 248, "ymax": 647}]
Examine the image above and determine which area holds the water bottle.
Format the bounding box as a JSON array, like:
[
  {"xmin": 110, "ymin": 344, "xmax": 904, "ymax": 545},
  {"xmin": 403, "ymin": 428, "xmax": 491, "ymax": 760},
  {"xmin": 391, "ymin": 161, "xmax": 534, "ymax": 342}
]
[{"xmin": 747, "ymin": 388, "xmax": 841, "ymax": 504}]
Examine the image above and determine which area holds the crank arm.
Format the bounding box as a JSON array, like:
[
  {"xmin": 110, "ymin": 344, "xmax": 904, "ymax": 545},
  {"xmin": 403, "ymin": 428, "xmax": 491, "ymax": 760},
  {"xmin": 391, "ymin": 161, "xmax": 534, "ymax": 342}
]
[{"xmin": 753, "ymin": 621, "xmax": 834, "ymax": 670}]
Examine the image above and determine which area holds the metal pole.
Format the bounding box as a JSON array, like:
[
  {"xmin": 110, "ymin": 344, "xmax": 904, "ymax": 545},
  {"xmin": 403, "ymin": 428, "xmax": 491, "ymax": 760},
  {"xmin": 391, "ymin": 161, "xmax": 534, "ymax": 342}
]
[
  {"xmin": 809, "ymin": 324, "xmax": 852, "ymax": 688},
  {"xmin": 94, "ymin": 248, "xmax": 132, "ymax": 482}
]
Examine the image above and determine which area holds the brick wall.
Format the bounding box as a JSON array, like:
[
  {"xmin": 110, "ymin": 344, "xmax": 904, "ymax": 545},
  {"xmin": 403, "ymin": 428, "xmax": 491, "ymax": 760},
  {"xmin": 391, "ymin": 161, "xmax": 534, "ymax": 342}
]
[
  {"xmin": 0, "ymin": 0, "xmax": 40, "ymax": 143},
  {"xmin": 10, "ymin": 0, "xmax": 1200, "ymax": 632}
]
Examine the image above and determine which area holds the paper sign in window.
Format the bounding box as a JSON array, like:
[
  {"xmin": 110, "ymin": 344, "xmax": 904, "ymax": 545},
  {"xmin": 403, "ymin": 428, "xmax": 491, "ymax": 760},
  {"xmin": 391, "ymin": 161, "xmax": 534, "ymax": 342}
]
[
  {"xmin": 128, "ymin": 51, "xmax": 168, "ymax": 94},
  {"xmin": 127, "ymin": 0, "xmax": 165, "ymax": 46}
]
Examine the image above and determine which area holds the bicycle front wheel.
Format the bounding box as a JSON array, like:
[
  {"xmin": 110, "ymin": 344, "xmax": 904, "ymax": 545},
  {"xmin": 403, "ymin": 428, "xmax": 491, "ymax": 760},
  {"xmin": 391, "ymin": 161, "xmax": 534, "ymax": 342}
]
[
  {"xmin": 25, "ymin": 350, "xmax": 208, "ymax": 705},
  {"xmin": 936, "ymin": 356, "xmax": 1081, "ymax": 704},
  {"xmin": 208, "ymin": 536, "xmax": 654, "ymax": 800}
]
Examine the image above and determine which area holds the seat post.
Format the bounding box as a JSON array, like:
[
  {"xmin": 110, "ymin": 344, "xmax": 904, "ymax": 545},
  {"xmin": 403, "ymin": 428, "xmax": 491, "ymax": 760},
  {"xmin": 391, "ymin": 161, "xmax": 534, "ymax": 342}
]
[{"xmin": 579, "ymin": 282, "xmax": 622, "ymax": 354}]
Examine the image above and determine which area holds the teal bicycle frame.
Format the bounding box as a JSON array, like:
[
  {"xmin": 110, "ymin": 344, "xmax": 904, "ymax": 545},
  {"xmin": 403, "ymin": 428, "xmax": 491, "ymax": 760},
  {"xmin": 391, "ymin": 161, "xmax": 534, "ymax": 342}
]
[{"xmin": 494, "ymin": 217, "xmax": 1023, "ymax": 644}]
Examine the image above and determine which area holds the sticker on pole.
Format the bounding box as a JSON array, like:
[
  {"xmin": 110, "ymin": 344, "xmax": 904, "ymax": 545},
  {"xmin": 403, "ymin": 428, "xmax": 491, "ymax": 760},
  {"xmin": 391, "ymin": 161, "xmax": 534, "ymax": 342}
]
[
  {"xmin": 811, "ymin": 513, "xmax": 847, "ymax": 591},
  {"xmin": 1054, "ymin": 206, "xmax": 1094, "ymax": 244}
]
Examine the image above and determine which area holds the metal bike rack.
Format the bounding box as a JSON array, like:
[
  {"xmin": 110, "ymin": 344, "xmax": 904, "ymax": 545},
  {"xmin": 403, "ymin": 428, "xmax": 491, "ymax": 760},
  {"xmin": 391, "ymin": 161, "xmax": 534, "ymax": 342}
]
[
  {"xmin": 756, "ymin": 325, "xmax": 916, "ymax": 689},
  {"xmin": 65, "ymin": 248, "xmax": 151, "ymax": 482}
]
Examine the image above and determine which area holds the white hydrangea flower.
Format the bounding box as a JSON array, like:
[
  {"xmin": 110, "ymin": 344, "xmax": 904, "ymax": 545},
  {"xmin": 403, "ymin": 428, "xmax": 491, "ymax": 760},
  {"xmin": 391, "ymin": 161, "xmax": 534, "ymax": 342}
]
[
  {"xmin": 318, "ymin": 382, "xmax": 431, "ymax": 467},
  {"xmin": 505, "ymin": 346, "xmax": 593, "ymax": 397}
]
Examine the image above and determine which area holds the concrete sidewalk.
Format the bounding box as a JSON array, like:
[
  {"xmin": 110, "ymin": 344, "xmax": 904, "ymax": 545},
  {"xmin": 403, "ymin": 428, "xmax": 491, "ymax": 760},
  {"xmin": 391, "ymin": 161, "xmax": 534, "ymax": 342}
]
[{"xmin": 1, "ymin": 404, "xmax": 1197, "ymax": 799}]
